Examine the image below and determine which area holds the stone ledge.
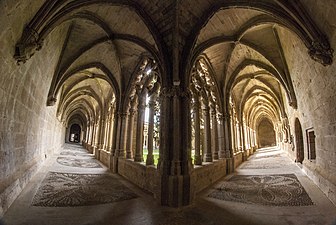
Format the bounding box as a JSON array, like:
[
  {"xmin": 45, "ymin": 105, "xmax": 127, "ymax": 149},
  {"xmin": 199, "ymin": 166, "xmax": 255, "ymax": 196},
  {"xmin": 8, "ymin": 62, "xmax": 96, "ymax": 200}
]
[
  {"xmin": 0, "ymin": 160, "xmax": 41, "ymax": 217},
  {"xmin": 303, "ymin": 163, "xmax": 336, "ymax": 206},
  {"xmin": 191, "ymin": 159, "xmax": 227, "ymax": 194},
  {"xmin": 117, "ymin": 159, "xmax": 160, "ymax": 198}
]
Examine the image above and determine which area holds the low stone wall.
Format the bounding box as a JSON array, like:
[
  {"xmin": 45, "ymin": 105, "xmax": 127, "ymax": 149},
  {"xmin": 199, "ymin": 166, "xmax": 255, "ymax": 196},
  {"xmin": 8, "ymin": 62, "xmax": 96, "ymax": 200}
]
[
  {"xmin": 191, "ymin": 159, "xmax": 227, "ymax": 194},
  {"xmin": 233, "ymin": 152, "xmax": 243, "ymax": 169},
  {"xmin": 0, "ymin": 159, "xmax": 41, "ymax": 216},
  {"xmin": 99, "ymin": 150, "xmax": 111, "ymax": 167},
  {"xmin": 303, "ymin": 162, "xmax": 336, "ymax": 205},
  {"xmin": 117, "ymin": 159, "xmax": 160, "ymax": 197}
]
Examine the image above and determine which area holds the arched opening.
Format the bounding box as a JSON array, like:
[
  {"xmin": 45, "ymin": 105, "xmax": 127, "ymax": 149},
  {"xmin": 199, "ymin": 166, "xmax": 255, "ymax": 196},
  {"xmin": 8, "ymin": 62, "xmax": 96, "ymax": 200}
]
[
  {"xmin": 295, "ymin": 118, "xmax": 304, "ymax": 163},
  {"xmin": 125, "ymin": 57, "xmax": 161, "ymax": 166},
  {"xmin": 257, "ymin": 118, "xmax": 276, "ymax": 148},
  {"xmin": 190, "ymin": 57, "xmax": 221, "ymax": 165},
  {"xmin": 69, "ymin": 124, "xmax": 81, "ymax": 143}
]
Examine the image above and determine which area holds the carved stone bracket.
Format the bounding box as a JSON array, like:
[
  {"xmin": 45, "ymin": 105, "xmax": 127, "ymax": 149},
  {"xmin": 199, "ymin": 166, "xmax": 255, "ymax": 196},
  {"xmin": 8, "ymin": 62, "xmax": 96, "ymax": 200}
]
[
  {"xmin": 14, "ymin": 26, "xmax": 43, "ymax": 65},
  {"xmin": 308, "ymin": 39, "xmax": 334, "ymax": 66},
  {"xmin": 46, "ymin": 95, "xmax": 57, "ymax": 106},
  {"xmin": 159, "ymin": 86, "xmax": 191, "ymax": 101}
]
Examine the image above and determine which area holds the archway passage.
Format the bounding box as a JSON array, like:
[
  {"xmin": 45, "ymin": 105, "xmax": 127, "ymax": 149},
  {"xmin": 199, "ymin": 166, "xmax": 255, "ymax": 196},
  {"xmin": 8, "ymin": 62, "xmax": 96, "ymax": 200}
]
[
  {"xmin": 69, "ymin": 124, "xmax": 81, "ymax": 143},
  {"xmin": 295, "ymin": 118, "xmax": 304, "ymax": 163},
  {"xmin": 257, "ymin": 119, "xmax": 276, "ymax": 148}
]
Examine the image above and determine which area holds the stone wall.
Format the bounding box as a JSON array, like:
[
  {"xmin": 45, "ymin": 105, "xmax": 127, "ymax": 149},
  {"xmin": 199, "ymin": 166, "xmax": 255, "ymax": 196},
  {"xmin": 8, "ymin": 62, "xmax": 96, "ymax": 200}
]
[
  {"xmin": 117, "ymin": 159, "xmax": 160, "ymax": 198},
  {"xmin": 277, "ymin": 24, "xmax": 336, "ymax": 205},
  {"xmin": 258, "ymin": 119, "xmax": 276, "ymax": 147},
  {"xmin": 0, "ymin": 0, "xmax": 67, "ymax": 216},
  {"xmin": 233, "ymin": 152, "xmax": 243, "ymax": 169},
  {"xmin": 191, "ymin": 159, "xmax": 227, "ymax": 194},
  {"xmin": 99, "ymin": 150, "xmax": 111, "ymax": 167}
]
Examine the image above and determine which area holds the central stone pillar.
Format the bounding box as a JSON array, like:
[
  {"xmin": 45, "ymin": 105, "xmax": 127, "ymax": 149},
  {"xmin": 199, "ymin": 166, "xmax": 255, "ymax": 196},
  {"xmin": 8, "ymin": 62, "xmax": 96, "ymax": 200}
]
[{"xmin": 158, "ymin": 86, "xmax": 192, "ymax": 207}]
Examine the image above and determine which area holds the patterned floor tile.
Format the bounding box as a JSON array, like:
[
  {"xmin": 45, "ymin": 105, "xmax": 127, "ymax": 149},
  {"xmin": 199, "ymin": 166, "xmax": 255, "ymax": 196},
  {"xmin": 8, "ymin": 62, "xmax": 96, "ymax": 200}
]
[
  {"xmin": 32, "ymin": 172, "xmax": 137, "ymax": 207},
  {"xmin": 209, "ymin": 174, "xmax": 313, "ymax": 206}
]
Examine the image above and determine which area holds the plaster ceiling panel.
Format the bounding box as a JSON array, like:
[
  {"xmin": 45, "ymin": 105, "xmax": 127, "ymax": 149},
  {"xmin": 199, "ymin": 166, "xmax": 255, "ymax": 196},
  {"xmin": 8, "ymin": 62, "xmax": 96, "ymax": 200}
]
[
  {"xmin": 83, "ymin": 5, "xmax": 157, "ymax": 50},
  {"xmin": 226, "ymin": 43, "xmax": 274, "ymax": 83},
  {"xmin": 113, "ymin": 40, "xmax": 148, "ymax": 90},
  {"xmin": 63, "ymin": 41, "xmax": 121, "ymax": 86},
  {"xmin": 203, "ymin": 42, "xmax": 232, "ymax": 84},
  {"xmin": 196, "ymin": 9, "xmax": 263, "ymax": 46},
  {"xmin": 56, "ymin": 21, "xmax": 107, "ymax": 75},
  {"xmin": 240, "ymin": 25, "xmax": 284, "ymax": 71},
  {"xmin": 179, "ymin": 0, "xmax": 214, "ymax": 38}
]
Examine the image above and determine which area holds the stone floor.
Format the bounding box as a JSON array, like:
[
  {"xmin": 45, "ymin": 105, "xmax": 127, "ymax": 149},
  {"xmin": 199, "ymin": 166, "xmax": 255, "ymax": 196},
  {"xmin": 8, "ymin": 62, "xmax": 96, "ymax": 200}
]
[{"xmin": 2, "ymin": 145, "xmax": 336, "ymax": 225}]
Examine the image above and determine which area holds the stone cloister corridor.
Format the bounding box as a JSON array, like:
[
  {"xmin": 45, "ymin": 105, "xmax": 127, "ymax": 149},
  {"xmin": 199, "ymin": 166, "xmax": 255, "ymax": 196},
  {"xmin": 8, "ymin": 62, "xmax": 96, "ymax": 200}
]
[{"xmin": 1, "ymin": 0, "xmax": 336, "ymax": 224}]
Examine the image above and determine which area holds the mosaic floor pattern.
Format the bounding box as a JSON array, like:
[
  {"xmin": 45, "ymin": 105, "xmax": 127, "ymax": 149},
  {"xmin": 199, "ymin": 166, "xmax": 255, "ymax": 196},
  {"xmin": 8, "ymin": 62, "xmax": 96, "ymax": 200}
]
[
  {"xmin": 240, "ymin": 158, "xmax": 291, "ymax": 169},
  {"xmin": 57, "ymin": 157, "xmax": 102, "ymax": 168},
  {"xmin": 60, "ymin": 151, "xmax": 90, "ymax": 157},
  {"xmin": 209, "ymin": 174, "xmax": 314, "ymax": 206},
  {"xmin": 32, "ymin": 172, "xmax": 137, "ymax": 207}
]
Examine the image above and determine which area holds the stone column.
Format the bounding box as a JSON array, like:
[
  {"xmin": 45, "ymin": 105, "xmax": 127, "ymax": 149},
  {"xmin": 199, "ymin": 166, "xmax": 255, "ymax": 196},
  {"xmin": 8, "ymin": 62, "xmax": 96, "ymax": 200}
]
[
  {"xmin": 89, "ymin": 122, "xmax": 94, "ymax": 146},
  {"xmin": 231, "ymin": 115, "xmax": 237, "ymax": 154},
  {"xmin": 240, "ymin": 121, "xmax": 247, "ymax": 161},
  {"xmin": 107, "ymin": 110, "xmax": 115, "ymax": 152},
  {"xmin": 93, "ymin": 119, "xmax": 100, "ymax": 156},
  {"xmin": 203, "ymin": 105, "xmax": 212, "ymax": 162},
  {"xmin": 146, "ymin": 94, "xmax": 156, "ymax": 165},
  {"xmin": 85, "ymin": 122, "xmax": 90, "ymax": 143},
  {"xmin": 115, "ymin": 113, "xmax": 127, "ymax": 158},
  {"xmin": 98, "ymin": 118, "xmax": 106, "ymax": 149},
  {"xmin": 239, "ymin": 121, "xmax": 246, "ymax": 152},
  {"xmin": 217, "ymin": 114, "xmax": 226, "ymax": 159},
  {"xmin": 236, "ymin": 122, "xmax": 241, "ymax": 152},
  {"xmin": 104, "ymin": 116, "xmax": 109, "ymax": 149},
  {"xmin": 211, "ymin": 107, "xmax": 219, "ymax": 160},
  {"xmin": 126, "ymin": 108, "xmax": 135, "ymax": 159},
  {"xmin": 158, "ymin": 86, "xmax": 192, "ymax": 207},
  {"xmin": 193, "ymin": 99, "xmax": 202, "ymax": 165},
  {"xmin": 134, "ymin": 94, "xmax": 146, "ymax": 162},
  {"xmin": 223, "ymin": 113, "xmax": 232, "ymax": 158},
  {"xmin": 111, "ymin": 112, "xmax": 119, "ymax": 156}
]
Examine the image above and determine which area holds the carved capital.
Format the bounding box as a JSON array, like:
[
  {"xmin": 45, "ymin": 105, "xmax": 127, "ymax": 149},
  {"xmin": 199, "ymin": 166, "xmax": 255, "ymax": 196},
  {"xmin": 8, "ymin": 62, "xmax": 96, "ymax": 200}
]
[
  {"xmin": 159, "ymin": 86, "xmax": 191, "ymax": 100},
  {"xmin": 308, "ymin": 39, "xmax": 334, "ymax": 66},
  {"xmin": 46, "ymin": 95, "xmax": 57, "ymax": 106},
  {"xmin": 14, "ymin": 26, "xmax": 43, "ymax": 65}
]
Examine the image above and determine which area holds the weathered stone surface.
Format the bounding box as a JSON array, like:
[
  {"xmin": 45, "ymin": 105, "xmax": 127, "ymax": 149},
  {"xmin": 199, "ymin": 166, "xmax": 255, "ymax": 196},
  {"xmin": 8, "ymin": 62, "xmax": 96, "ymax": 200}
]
[
  {"xmin": 209, "ymin": 174, "xmax": 314, "ymax": 206},
  {"xmin": 31, "ymin": 172, "xmax": 137, "ymax": 207}
]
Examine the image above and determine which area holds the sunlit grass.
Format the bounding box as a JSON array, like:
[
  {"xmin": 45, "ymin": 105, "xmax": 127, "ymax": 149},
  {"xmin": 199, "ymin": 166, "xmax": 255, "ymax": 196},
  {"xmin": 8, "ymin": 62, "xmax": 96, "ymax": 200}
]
[
  {"xmin": 143, "ymin": 148, "xmax": 160, "ymax": 165},
  {"xmin": 142, "ymin": 149, "xmax": 198, "ymax": 165}
]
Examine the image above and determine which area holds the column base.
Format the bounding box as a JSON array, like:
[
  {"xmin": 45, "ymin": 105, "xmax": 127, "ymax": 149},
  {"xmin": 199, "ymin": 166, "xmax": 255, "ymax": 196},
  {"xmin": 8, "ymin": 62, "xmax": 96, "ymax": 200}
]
[
  {"xmin": 226, "ymin": 158, "xmax": 234, "ymax": 174},
  {"xmin": 96, "ymin": 149, "xmax": 102, "ymax": 160},
  {"xmin": 126, "ymin": 151, "xmax": 132, "ymax": 159},
  {"xmin": 134, "ymin": 154, "xmax": 143, "ymax": 162},
  {"xmin": 160, "ymin": 174, "xmax": 192, "ymax": 207},
  {"xmin": 117, "ymin": 149, "xmax": 126, "ymax": 158},
  {"xmin": 204, "ymin": 154, "xmax": 213, "ymax": 162},
  {"xmin": 146, "ymin": 155, "xmax": 154, "ymax": 165},
  {"xmin": 213, "ymin": 152, "xmax": 219, "ymax": 160},
  {"xmin": 218, "ymin": 150, "xmax": 226, "ymax": 159},
  {"xmin": 194, "ymin": 155, "xmax": 202, "ymax": 165}
]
